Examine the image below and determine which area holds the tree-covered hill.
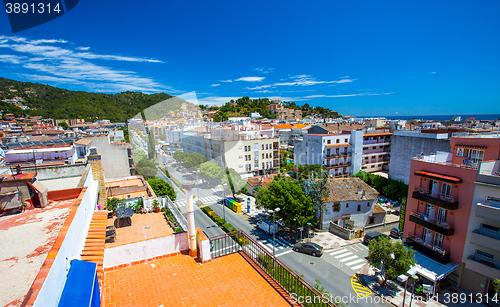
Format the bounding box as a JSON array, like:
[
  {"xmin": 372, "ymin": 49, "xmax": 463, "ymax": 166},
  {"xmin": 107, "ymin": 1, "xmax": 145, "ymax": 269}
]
[{"xmin": 0, "ymin": 77, "xmax": 173, "ymax": 122}]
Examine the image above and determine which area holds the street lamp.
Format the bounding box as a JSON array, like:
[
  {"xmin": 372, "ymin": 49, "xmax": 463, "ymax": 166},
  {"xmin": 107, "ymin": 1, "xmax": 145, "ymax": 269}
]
[
  {"xmin": 397, "ymin": 274, "xmax": 409, "ymax": 307},
  {"xmin": 267, "ymin": 208, "xmax": 281, "ymax": 256},
  {"xmin": 193, "ymin": 170, "xmax": 200, "ymax": 200},
  {"xmin": 222, "ymin": 183, "xmax": 227, "ymax": 222}
]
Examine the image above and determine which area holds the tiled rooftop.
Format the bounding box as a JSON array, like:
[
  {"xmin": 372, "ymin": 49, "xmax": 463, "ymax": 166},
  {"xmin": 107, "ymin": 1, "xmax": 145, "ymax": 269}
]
[
  {"xmin": 0, "ymin": 198, "xmax": 76, "ymax": 307},
  {"xmin": 102, "ymin": 252, "xmax": 295, "ymax": 307},
  {"xmin": 105, "ymin": 212, "xmax": 174, "ymax": 248}
]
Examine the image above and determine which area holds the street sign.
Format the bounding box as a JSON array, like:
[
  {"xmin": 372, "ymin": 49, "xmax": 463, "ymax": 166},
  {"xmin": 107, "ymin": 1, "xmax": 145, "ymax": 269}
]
[{"xmin": 423, "ymin": 284, "xmax": 433, "ymax": 294}]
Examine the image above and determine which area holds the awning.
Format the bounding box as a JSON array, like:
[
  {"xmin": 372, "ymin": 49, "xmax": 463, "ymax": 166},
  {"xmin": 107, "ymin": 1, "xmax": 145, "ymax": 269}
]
[
  {"xmin": 409, "ymin": 251, "xmax": 459, "ymax": 282},
  {"xmin": 414, "ymin": 171, "xmax": 462, "ymax": 184},
  {"xmin": 455, "ymin": 144, "xmax": 487, "ymax": 149},
  {"xmin": 325, "ymin": 143, "xmax": 350, "ymax": 148},
  {"xmin": 341, "ymin": 215, "xmax": 351, "ymax": 219}
]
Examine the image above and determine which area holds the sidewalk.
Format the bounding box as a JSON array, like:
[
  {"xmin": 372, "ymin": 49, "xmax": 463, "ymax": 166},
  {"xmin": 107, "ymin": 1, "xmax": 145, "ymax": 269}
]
[{"xmin": 358, "ymin": 264, "xmax": 487, "ymax": 307}]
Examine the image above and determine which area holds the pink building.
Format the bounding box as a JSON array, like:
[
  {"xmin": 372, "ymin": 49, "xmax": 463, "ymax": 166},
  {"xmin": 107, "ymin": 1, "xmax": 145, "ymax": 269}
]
[{"xmin": 403, "ymin": 135, "xmax": 500, "ymax": 287}]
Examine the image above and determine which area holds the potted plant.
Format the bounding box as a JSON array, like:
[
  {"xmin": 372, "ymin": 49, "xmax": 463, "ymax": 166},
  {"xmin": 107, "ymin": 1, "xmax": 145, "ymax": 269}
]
[
  {"xmin": 152, "ymin": 200, "xmax": 161, "ymax": 213},
  {"xmin": 106, "ymin": 198, "xmax": 120, "ymax": 218}
]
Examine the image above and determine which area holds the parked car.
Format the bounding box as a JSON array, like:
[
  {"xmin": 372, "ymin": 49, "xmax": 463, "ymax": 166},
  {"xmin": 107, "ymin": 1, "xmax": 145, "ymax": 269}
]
[
  {"xmin": 293, "ymin": 242, "xmax": 324, "ymax": 257},
  {"xmin": 363, "ymin": 231, "xmax": 390, "ymax": 245},
  {"xmin": 390, "ymin": 227, "xmax": 403, "ymax": 238},
  {"xmin": 257, "ymin": 219, "xmax": 278, "ymax": 235}
]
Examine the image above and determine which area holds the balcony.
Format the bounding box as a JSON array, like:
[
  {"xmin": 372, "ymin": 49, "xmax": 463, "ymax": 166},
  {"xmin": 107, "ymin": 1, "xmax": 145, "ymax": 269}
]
[
  {"xmin": 470, "ymin": 229, "xmax": 500, "ymax": 253},
  {"xmin": 476, "ymin": 201, "xmax": 500, "ymax": 222},
  {"xmin": 325, "ymin": 162, "xmax": 351, "ymax": 169},
  {"xmin": 412, "ymin": 186, "xmax": 459, "ymax": 210},
  {"xmin": 408, "ymin": 211, "xmax": 455, "ymax": 236},
  {"xmin": 465, "ymin": 255, "xmax": 500, "ymax": 280},
  {"xmin": 406, "ymin": 233, "xmax": 450, "ymax": 263}
]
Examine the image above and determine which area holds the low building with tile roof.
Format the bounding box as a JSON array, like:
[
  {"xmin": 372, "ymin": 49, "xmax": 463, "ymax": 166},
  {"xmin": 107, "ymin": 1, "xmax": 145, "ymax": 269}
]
[{"xmin": 320, "ymin": 177, "xmax": 379, "ymax": 230}]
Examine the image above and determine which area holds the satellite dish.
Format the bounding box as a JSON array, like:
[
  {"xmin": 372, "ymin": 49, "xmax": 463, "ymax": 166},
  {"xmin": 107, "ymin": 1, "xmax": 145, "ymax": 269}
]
[{"xmin": 463, "ymin": 159, "xmax": 468, "ymax": 165}]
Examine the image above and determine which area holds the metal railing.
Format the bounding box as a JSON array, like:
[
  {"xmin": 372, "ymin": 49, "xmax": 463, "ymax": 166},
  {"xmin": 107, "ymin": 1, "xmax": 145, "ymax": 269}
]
[
  {"xmin": 159, "ymin": 196, "xmax": 188, "ymax": 231},
  {"xmin": 409, "ymin": 211, "xmax": 453, "ymax": 229},
  {"xmin": 407, "ymin": 233, "xmax": 447, "ymax": 256},
  {"xmin": 209, "ymin": 231, "xmax": 335, "ymax": 306},
  {"xmin": 413, "ymin": 186, "xmax": 457, "ymax": 203}
]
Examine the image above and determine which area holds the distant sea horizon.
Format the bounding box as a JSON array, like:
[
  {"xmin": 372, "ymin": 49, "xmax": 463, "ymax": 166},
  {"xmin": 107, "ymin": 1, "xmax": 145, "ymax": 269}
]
[{"xmin": 356, "ymin": 114, "xmax": 500, "ymax": 121}]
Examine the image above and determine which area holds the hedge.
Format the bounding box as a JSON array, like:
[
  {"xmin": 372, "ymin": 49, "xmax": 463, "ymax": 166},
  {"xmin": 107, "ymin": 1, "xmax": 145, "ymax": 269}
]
[{"xmin": 201, "ymin": 205, "xmax": 235, "ymax": 233}]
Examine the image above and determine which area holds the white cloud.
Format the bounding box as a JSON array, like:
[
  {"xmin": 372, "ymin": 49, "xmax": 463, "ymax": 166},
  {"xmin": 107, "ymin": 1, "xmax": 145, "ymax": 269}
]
[
  {"xmin": 0, "ymin": 35, "xmax": 168, "ymax": 93},
  {"xmin": 255, "ymin": 67, "xmax": 274, "ymax": 74},
  {"xmin": 235, "ymin": 76, "xmax": 265, "ymax": 82},
  {"xmin": 221, "ymin": 80, "xmax": 232, "ymax": 83},
  {"xmin": 0, "ymin": 55, "xmax": 26, "ymax": 64},
  {"xmin": 247, "ymin": 75, "xmax": 355, "ymax": 90},
  {"xmin": 431, "ymin": 72, "xmax": 436, "ymax": 74},
  {"xmin": 211, "ymin": 84, "xmax": 220, "ymax": 87}
]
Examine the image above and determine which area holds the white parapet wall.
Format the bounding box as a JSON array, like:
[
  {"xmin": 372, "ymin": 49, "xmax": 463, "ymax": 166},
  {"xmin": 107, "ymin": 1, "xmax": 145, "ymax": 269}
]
[{"xmin": 103, "ymin": 232, "xmax": 189, "ymax": 268}]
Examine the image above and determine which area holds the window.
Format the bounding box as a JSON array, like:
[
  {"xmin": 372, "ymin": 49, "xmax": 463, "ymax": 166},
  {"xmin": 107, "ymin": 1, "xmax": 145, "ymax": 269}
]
[
  {"xmin": 487, "ymin": 196, "xmax": 500, "ymax": 204},
  {"xmin": 345, "ymin": 138, "xmax": 348, "ymax": 143},
  {"xmin": 336, "ymin": 139, "xmax": 340, "ymax": 144},
  {"xmin": 266, "ymin": 153, "xmax": 268, "ymax": 159},
  {"xmin": 476, "ymin": 250, "xmax": 494, "ymax": 260},
  {"xmin": 333, "ymin": 203, "xmax": 340, "ymax": 212},
  {"xmin": 369, "ymin": 217, "xmax": 375, "ymax": 224},
  {"xmin": 481, "ymin": 223, "xmax": 500, "ymax": 233},
  {"xmin": 327, "ymin": 140, "xmax": 331, "ymax": 144},
  {"xmin": 357, "ymin": 205, "xmax": 361, "ymax": 211},
  {"xmin": 422, "ymin": 228, "xmax": 430, "ymax": 241},
  {"xmin": 437, "ymin": 208, "xmax": 447, "ymax": 224},
  {"xmin": 266, "ymin": 162, "xmax": 269, "ymax": 168},
  {"xmin": 248, "ymin": 164, "xmax": 251, "ymax": 171},
  {"xmin": 441, "ymin": 183, "xmax": 451, "ymax": 198},
  {"xmin": 262, "ymin": 153, "xmax": 265, "ymax": 159},
  {"xmin": 262, "ymin": 144, "xmax": 265, "ymax": 150},
  {"xmin": 262, "ymin": 162, "xmax": 265, "ymax": 169},
  {"xmin": 367, "ymin": 202, "xmax": 370, "ymax": 207},
  {"xmin": 346, "ymin": 203, "xmax": 349, "ymax": 208},
  {"xmin": 266, "ymin": 144, "xmax": 268, "ymax": 150},
  {"xmin": 254, "ymin": 143, "xmax": 259, "ymax": 150},
  {"xmin": 433, "ymin": 233, "xmax": 444, "ymax": 249}
]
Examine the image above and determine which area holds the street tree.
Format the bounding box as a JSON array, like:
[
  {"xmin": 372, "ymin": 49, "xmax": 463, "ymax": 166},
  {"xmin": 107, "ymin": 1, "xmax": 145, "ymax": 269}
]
[
  {"xmin": 136, "ymin": 158, "xmax": 157, "ymax": 178},
  {"xmin": 255, "ymin": 176, "xmax": 315, "ymax": 227},
  {"xmin": 368, "ymin": 237, "xmax": 415, "ymax": 284},
  {"xmin": 147, "ymin": 177, "xmax": 176, "ymax": 201},
  {"xmin": 198, "ymin": 161, "xmax": 224, "ymax": 184},
  {"xmin": 301, "ymin": 174, "xmax": 330, "ymax": 230},
  {"xmin": 221, "ymin": 168, "xmax": 247, "ymax": 199}
]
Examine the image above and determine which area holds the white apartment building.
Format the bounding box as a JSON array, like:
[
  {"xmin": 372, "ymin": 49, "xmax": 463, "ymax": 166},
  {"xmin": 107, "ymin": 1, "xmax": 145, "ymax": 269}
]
[
  {"xmin": 460, "ymin": 160, "xmax": 500, "ymax": 297},
  {"xmin": 294, "ymin": 131, "xmax": 363, "ymax": 177},
  {"xmin": 182, "ymin": 123, "xmax": 279, "ymax": 177}
]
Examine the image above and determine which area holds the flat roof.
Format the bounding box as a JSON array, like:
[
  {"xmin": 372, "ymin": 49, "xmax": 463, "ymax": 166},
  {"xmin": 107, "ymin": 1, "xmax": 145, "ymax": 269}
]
[
  {"xmin": 0, "ymin": 198, "xmax": 77, "ymax": 306},
  {"xmin": 102, "ymin": 253, "xmax": 294, "ymax": 306},
  {"xmin": 411, "ymin": 251, "xmax": 459, "ymax": 282}
]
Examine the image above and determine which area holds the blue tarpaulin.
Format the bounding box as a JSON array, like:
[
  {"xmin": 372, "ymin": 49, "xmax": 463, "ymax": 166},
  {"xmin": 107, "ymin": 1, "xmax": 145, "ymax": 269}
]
[{"xmin": 58, "ymin": 260, "xmax": 100, "ymax": 307}]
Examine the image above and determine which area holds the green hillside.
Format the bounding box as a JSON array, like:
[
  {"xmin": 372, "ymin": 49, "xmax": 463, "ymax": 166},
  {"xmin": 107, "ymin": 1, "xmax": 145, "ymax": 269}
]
[{"xmin": 0, "ymin": 77, "xmax": 173, "ymax": 122}]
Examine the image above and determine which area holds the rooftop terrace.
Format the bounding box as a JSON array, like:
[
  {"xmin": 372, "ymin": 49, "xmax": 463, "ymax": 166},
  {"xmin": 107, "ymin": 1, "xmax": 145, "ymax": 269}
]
[
  {"xmin": 102, "ymin": 252, "xmax": 295, "ymax": 307},
  {"xmin": 0, "ymin": 197, "xmax": 77, "ymax": 307}
]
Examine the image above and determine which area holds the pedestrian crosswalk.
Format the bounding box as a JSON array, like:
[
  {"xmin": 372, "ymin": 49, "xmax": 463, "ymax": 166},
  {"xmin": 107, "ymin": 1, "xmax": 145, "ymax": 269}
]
[
  {"xmin": 260, "ymin": 237, "xmax": 293, "ymax": 254},
  {"xmin": 328, "ymin": 246, "xmax": 368, "ymax": 272},
  {"xmin": 174, "ymin": 195, "xmax": 221, "ymax": 207}
]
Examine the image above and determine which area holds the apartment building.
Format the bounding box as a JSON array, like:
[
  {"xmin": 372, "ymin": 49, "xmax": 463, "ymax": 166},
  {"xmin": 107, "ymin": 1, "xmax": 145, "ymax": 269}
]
[
  {"xmin": 294, "ymin": 131, "xmax": 363, "ymax": 178},
  {"xmin": 461, "ymin": 160, "xmax": 500, "ymax": 297},
  {"xmin": 182, "ymin": 124, "xmax": 280, "ymax": 177},
  {"xmin": 402, "ymin": 135, "xmax": 500, "ymax": 288},
  {"xmin": 268, "ymin": 103, "xmax": 302, "ymax": 120},
  {"xmin": 360, "ymin": 131, "xmax": 392, "ymax": 173}
]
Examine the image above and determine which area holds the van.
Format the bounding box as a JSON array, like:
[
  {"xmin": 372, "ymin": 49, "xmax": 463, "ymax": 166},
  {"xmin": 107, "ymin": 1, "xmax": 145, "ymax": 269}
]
[{"xmin": 257, "ymin": 219, "xmax": 278, "ymax": 235}]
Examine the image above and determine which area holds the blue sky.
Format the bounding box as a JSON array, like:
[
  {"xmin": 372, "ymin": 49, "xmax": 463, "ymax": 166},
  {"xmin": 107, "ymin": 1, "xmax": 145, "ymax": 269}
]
[{"xmin": 0, "ymin": 1, "xmax": 499, "ymax": 116}]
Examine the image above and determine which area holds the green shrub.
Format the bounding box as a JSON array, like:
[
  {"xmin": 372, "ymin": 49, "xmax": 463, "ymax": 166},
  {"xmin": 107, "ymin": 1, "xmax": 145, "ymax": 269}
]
[
  {"xmin": 237, "ymin": 236, "xmax": 249, "ymax": 246},
  {"xmin": 174, "ymin": 227, "xmax": 182, "ymax": 233}
]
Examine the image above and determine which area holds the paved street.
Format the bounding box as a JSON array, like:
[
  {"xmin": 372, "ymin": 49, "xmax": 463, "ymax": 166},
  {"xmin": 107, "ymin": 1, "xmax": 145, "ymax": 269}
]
[{"xmin": 159, "ymin": 155, "xmax": 392, "ymax": 307}]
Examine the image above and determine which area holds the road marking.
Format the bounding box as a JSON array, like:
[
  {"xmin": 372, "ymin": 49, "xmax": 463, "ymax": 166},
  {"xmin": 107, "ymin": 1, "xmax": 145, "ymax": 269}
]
[
  {"xmin": 276, "ymin": 237, "xmax": 293, "ymax": 247},
  {"xmin": 351, "ymin": 264, "xmax": 364, "ymax": 271},
  {"xmin": 212, "ymin": 245, "xmax": 242, "ymax": 254},
  {"xmin": 340, "ymin": 255, "xmax": 358, "ymax": 263},
  {"xmin": 345, "ymin": 259, "xmax": 365, "ymax": 266},
  {"xmin": 335, "ymin": 252, "xmax": 353, "ymax": 259},
  {"xmin": 351, "ymin": 274, "xmax": 372, "ymax": 299},
  {"xmin": 276, "ymin": 250, "xmax": 294, "ymax": 257},
  {"xmin": 329, "ymin": 249, "xmax": 347, "ymax": 255}
]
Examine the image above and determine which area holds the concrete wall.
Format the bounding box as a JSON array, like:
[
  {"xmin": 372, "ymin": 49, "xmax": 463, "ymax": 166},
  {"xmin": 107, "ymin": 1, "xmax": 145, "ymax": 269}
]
[
  {"xmin": 22, "ymin": 164, "xmax": 87, "ymax": 180},
  {"xmin": 34, "ymin": 178, "xmax": 98, "ymax": 307},
  {"xmin": 329, "ymin": 222, "xmax": 355, "ymax": 240},
  {"xmin": 323, "ymin": 200, "xmax": 375, "ymax": 229},
  {"xmin": 103, "ymin": 232, "xmax": 189, "ymax": 268},
  {"xmin": 351, "ymin": 130, "xmax": 363, "ymax": 174},
  {"xmin": 363, "ymin": 220, "xmax": 399, "ymax": 234},
  {"xmin": 88, "ymin": 136, "xmax": 131, "ymax": 178},
  {"xmin": 389, "ymin": 133, "xmax": 451, "ymax": 184}
]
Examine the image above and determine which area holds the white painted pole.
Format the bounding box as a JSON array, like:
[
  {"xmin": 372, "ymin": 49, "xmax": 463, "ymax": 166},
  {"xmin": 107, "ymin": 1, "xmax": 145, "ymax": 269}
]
[{"xmin": 183, "ymin": 181, "xmax": 197, "ymax": 257}]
